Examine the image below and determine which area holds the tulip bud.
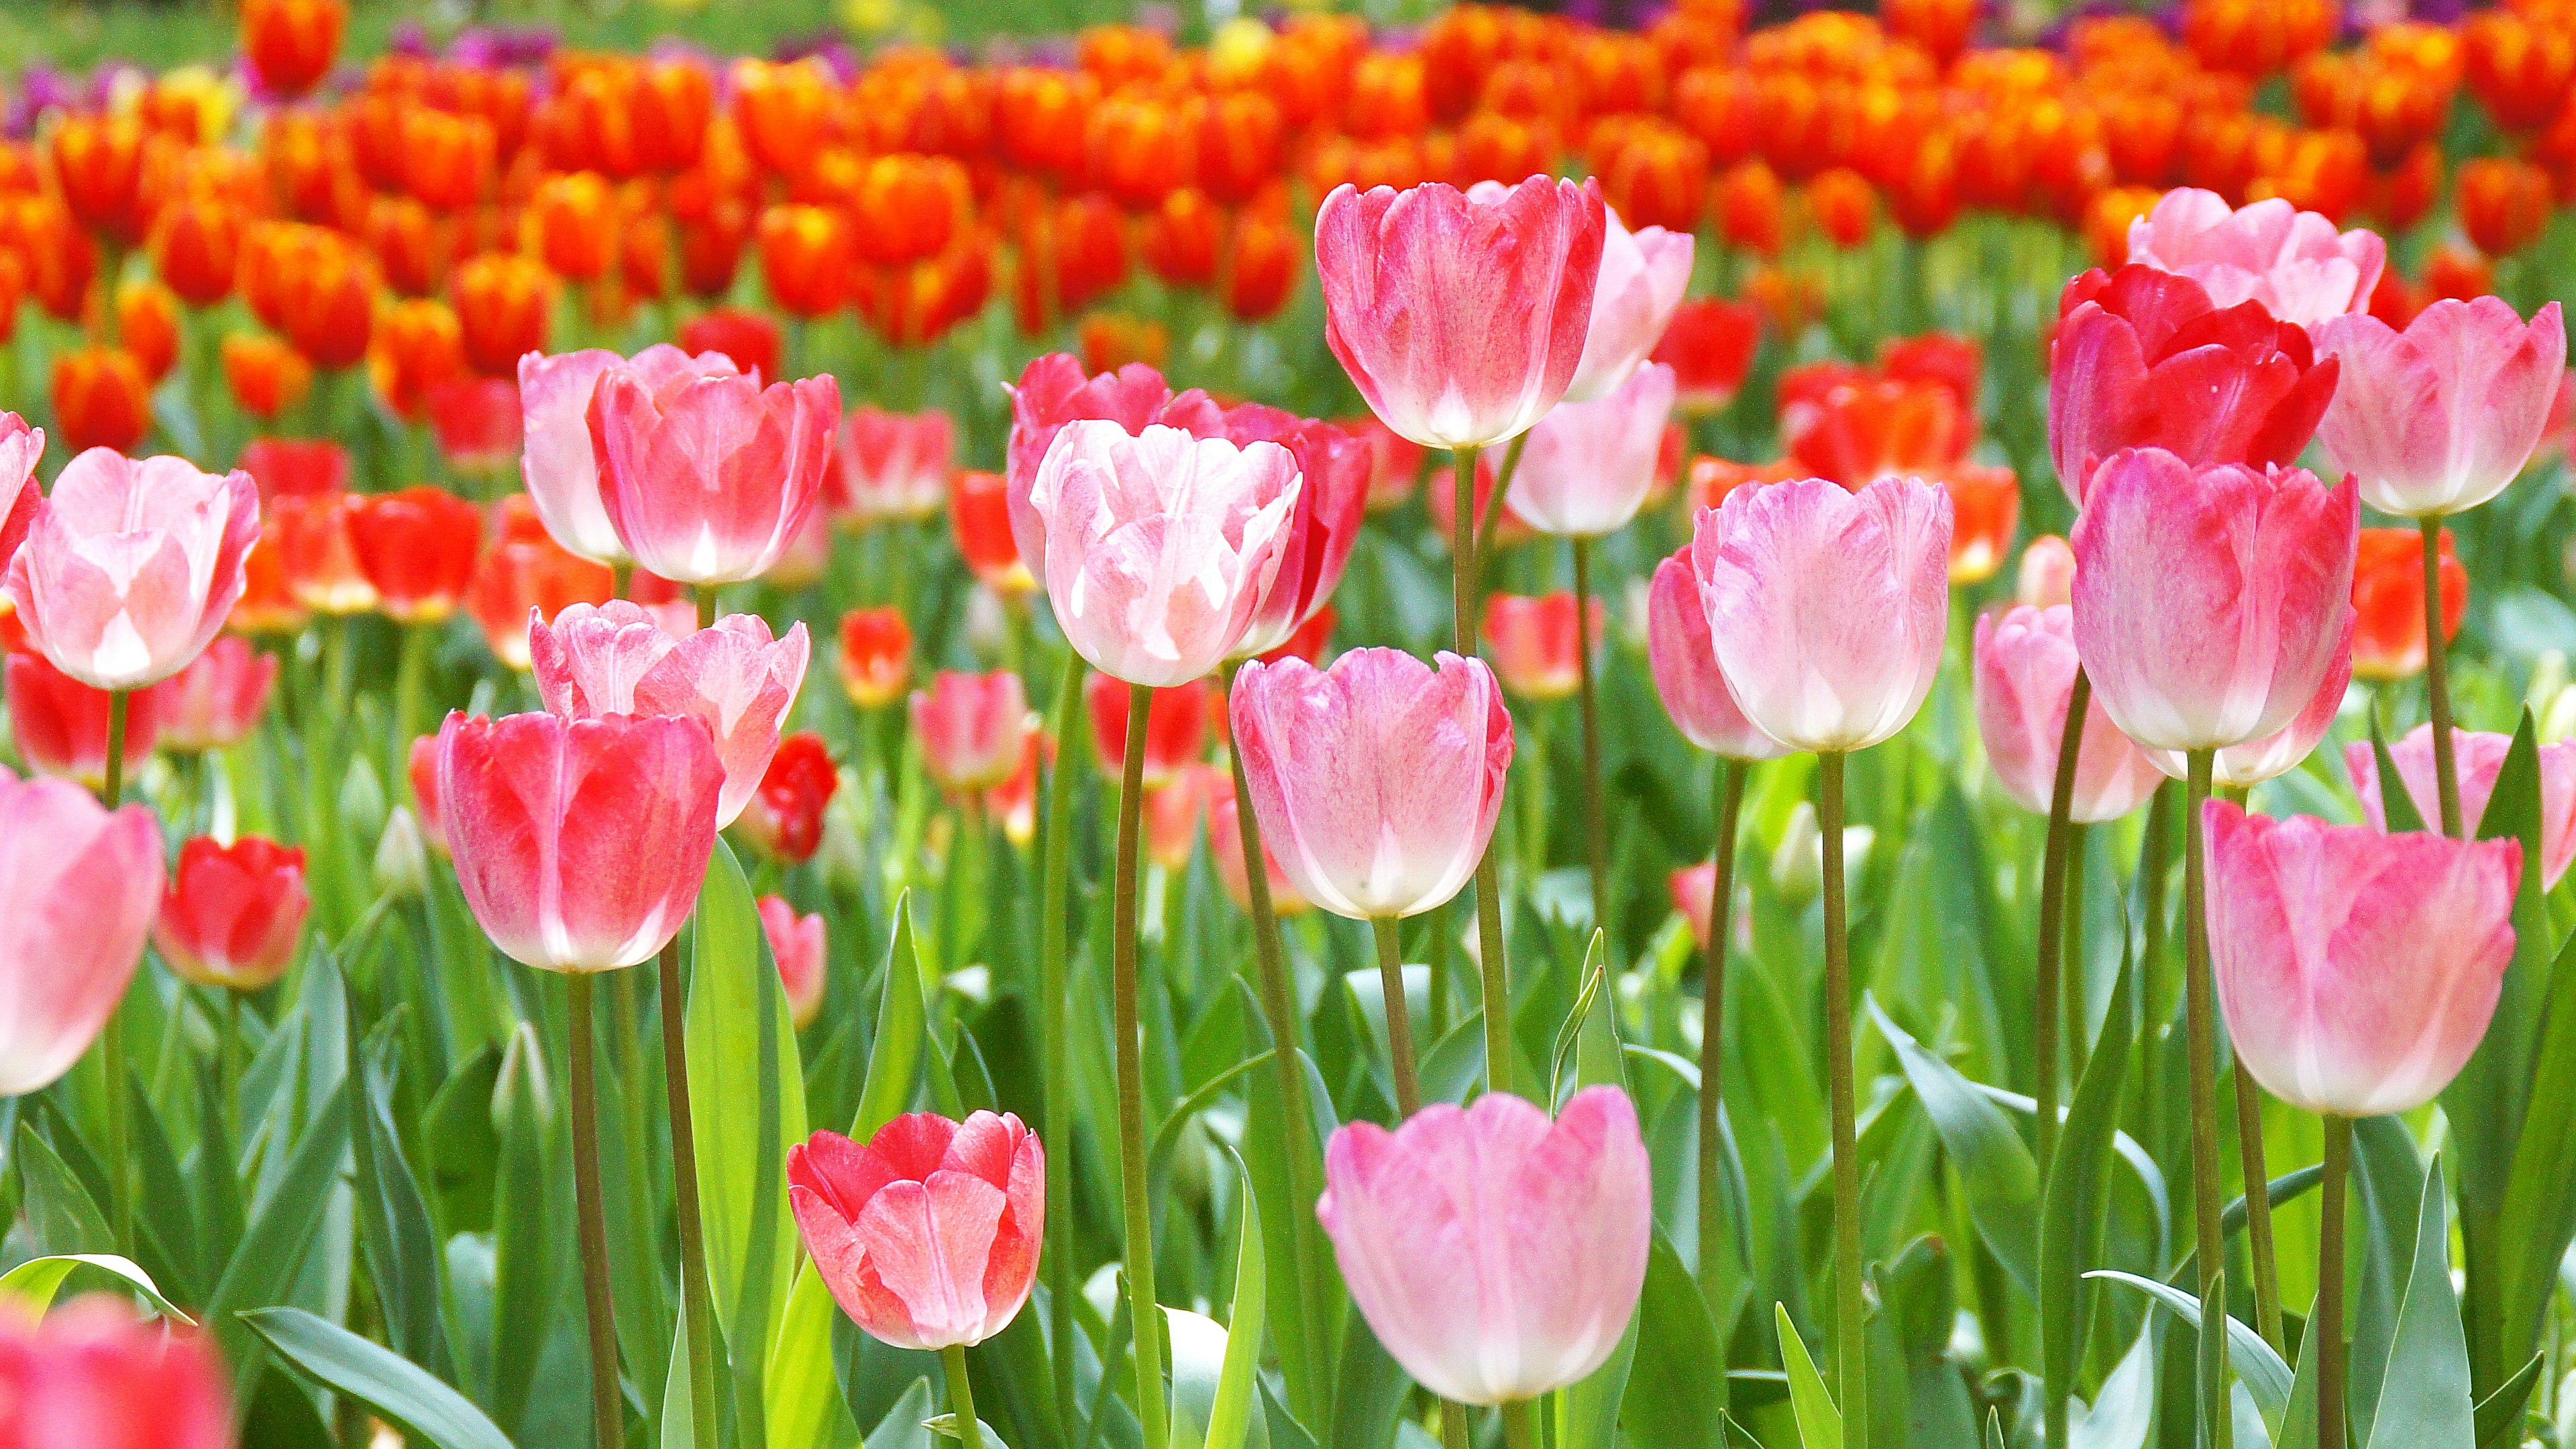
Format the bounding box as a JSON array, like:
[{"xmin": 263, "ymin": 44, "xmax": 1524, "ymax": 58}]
[{"xmin": 375, "ymin": 806, "xmax": 429, "ymax": 898}]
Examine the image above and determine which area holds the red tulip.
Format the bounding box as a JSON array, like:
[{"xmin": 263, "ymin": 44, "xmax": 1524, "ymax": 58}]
[
  {"xmin": 837, "ymin": 607, "xmax": 912, "ymax": 710},
  {"xmin": 735, "ymin": 731, "xmax": 838, "ymax": 864},
  {"xmin": 241, "ymin": 0, "xmax": 345, "ymax": 100},
  {"xmin": 678, "ymin": 307, "xmax": 782, "ymax": 384},
  {"xmin": 408, "ymin": 733, "xmax": 446, "ymax": 853},
  {"xmin": 464, "ymin": 505, "xmax": 617, "ymax": 671},
  {"xmin": 5, "ymin": 651, "xmax": 164, "ymax": 786},
  {"xmin": 1144, "ymin": 763, "xmax": 1212, "ymax": 872},
  {"xmin": 1781, "ymin": 376, "xmax": 1967, "ymax": 488},
  {"xmin": 154, "ymin": 835, "xmax": 309, "ymax": 991},
  {"xmin": 345, "ymin": 486, "xmax": 484, "ymax": 625},
  {"xmin": 1652, "ymin": 297, "xmax": 1762, "ymax": 415},
  {"xmin": 0, "ymin": 773, "xmax": 164, "ymax": 1093},
  {"xmin": 948, "ymin": 470, "xmax": 1033, "ymax": 596},
  {"xmin": 158, "ymin": 635, "xmax": 277, "ymax": 753},
  {"xmin": 425, "ymin": 378, "xmax": 525, "ymax": 477},
  {"xmin": 2349, "ymin": 525, "xmax": 2466, "ymax": 682},
  {"xmin": 0, "ymin": 1295, "xmax": 232, "ymax": 1448},
  {"xmin": 1210, "ymin": 771, "xmax": 1309, "ymax": 918},
  {"xmin": 1482, "ymin": 592, "xmax": 1601, "ymax": 702},
  {"xmin": 760, "ymin": 894, "xmax": 826, "ymax": 1029},
  {"xmin": 236, "ymin": 436, "xmax": 350, "ymax": 501}
]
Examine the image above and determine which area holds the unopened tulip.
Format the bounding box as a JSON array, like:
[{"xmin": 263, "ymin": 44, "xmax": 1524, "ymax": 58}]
[
  {"xmin": 5, "ymin": 450, "xmax": 260, "ymax": 690},
  {"xmin": 154, "ymin": 835, "xmax": 309, "ymax": 991},
  {"xmin": 1563, "ymin": 208, "xmax": 1693, "ymax": 402},
  {"xmin": 0, "ymin": 772, "xmax": 163, "ymax": 1093},
  {"xmin": 0, "ymin": 1295, "xmax": 233, "ymax": 1448},
  {"xmin": 788, "ymin": 1110, "xmax": 1045, "ymax": 1350},
  {"xmin": 1314, "ymin": 176, "xmax": 1607, "ymax": 449},
  {"xmin": 830, "ymin": 406, "xmax": 955, "ymax": 527},
  {"xmin": 912, "ymin": 672, "xmax": 1031, "ymax": 794},
  {"xmin": 5, "ymin": 652, "xmax": 162, "ymax": 785},
  {"xmin": 2350, "ymin": 725, "xmax": 2576, "ymax": 888},
  {"xmin": 529, "ymin": 600, "xmax": 810, "ymax": 828},
  {"xmin": 760, "ymin": 894, "xmax": 826, "ymax": 1029},
  {"xmin": 1690, "ymin": 476, "xmax": 1951, "ymax": 753},
  {"xmin": 2204, "ymin": 800, "xmax": 2517, "ymax": 1117},
  {"xmin": 2311, "ymin": 297, "xmax": 2567, "ymax": 519},
  {"xmin": 1317, "ymin": 1085, "xmax": 1651, "ymax": 1405},
  {"xmin": 1647, "ymin": 551, "xmax": 1790, "ymax": 762},
  {"xmin": 1004, "ymin": 354, "xmax": 1223, "ymax": 584},
  {"xmin": 2072, "ymin": 448, "xmax": 2356, "ymax": 753},
  {"xmin": 1975, "ymin": 605, "xmax": 2163, "ymax": 821},
  {"xmin": 1230, "ymin": 648, "xmax": 1512, "ymax": 920},
  {"xmin": 736, "ymin": 732, "xmax": 838, "ymax": 864},
  {"xmin": 2125, "ymin": 187, "xmax": 2385, "ymax": 327},
  {"xmin": 156, "ymin": 635, "xmax": 276, "ymax": 753},
  {"xmin": 1087, "ymin": 674, "xmax": 1211, "ymax": 786},
  {"xmin": 1483, "ymin": 592, "xmax": 1601, "ymax": 702},
  {"xmin": 1505, "ymin": 362, "xmax": 1676, "ymax": 538},
  {"xmin": 1028, "ymin": 421, "xmax": 1300, "ymax": 687},
  {"xmin": 590, "ymin": 355, "xmax": 841, "ymax": 585},
  {"xmin": 2016, "ymin": 535, "xmax": 2076, "ymax": 608},
  {"xmin": 437, "ymin": 709, "xmax": 722, "ymax": 973},
  {"xmin": 837, "ymin": 607, "xmax": 912, "ymax": 710}
]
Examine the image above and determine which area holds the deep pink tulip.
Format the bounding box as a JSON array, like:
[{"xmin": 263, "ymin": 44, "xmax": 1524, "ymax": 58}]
[
  {"xmin": 828, "ymin": 405, "xmax": 954, "ymax": 527},
  {"xmin": 1974, "ymin": 604, "xmax": 2163, "ymax": 821},
  {"xmin": 1027, "ymin": 421, "xmax": 1300, "ymax": 686},
  {"xmin": 2125, "ymin": 187, "xmax": 2385, "ymax": 327},
  {"xmin": 0, "ymin": 415, "xmax": 42, "ymax": 568},
  {"xmin": 156, "ymin": 635, "xmax": 277, "ymax": 753},
  {"xmin": 0, "ymin": 771, "xmax": 162, "ymax": 1094},
  {"xmin": 153, "ymin": 835, "xmax": 309, "ymax": 991},
  {"xmin": 2204, "ymin": 800, "xmax": 2517, "ymax": 1116},
  {"xmin": 2151, "ymin": 619, "xmax": 2354, "ymax": 789},
  {"xmin": 1231, "ymin": 647, "xmax": 1513, "ymax": 920},
  {"xmin": 408, "ymin": 733, "xmax": 447, "ymax": 854},
  {"xmin": 2311, "ymin": 297, "xmax": 2568, "ymax": 518},
  {"xmin": 2015, "ymin": 534, "xmax": 2076, "ymax": 608},
  {"xmin": 2071, "ymin": 447, "xmax": 2355, "ymax": 753},
  {"xmin": 1646, "ymin": 551, "xmax": 1789, "ymax": 761},
  {"xmin": 1505, "ymin": 362, "xmax": 1676, "ymax": 538},
  {"xmin": 4, "ymin": 651, "xmax": 162, "ymax": 786},
  {"xmin": 436, "ymin": 709, "xmax": 722, "ymax": 973},
  {"xmin": 2348, "ymin": 724, "xmax": 2576, "ymax": 888},
  {"xmin": 788, "ymin": 1110, "xmax": 1044, "ymax": 1351},
  {"xmin": 1314, "ymin": 176, "xmax": 1608, "ymax": 450},
  {"xmin": 529, "ymin": 600, "xmax": 810, "ymax": 828},
  {"xmin": 760, "ymin": 893, "xmax": 826, "ymax": 1029},
  {"xmin": 589, "ymin": 358, "xmax": 840, "ymax": 585},
  {"xmin": 3, "ymin": 450, "xmax": 259, "ymax": 690},
  {"xmin": 910, "ymin": 669, "xmax": 1031, "ymax": 793},
  {"xmin": 521, "ymin": 345, "xmax": 749, "ymax": 563},
  {"xmin": 1562, "ymin": 207, "xmax": 1693, "ymax": 402},
  {"xmin": 1690, "ymin": 476, "xmax": 1951, "ymax": 753},
  {"xmin": 1004, "ymin": 354, "xmax": 1223, "ymax": 584},
  {"xmin": 2047, "ymin": 264, "xmax": 2341, "ymax": 506},
  {"xmin": 1317, "ymin": 1085, "xmax": 1652, "ymax": 1405},
  {"xmin": 1218, "ymin": 405, "xmax": 1369, "ymax": 659},
  {"xmin": 0, "ymin": 1295, "xmax": 233, "ymax": 1449}
]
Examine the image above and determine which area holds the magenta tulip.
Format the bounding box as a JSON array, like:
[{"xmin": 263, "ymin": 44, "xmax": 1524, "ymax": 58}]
[
  {"xmin": 0, "ymin": 770, "xmax": 163, "ymax": 1094},
  {"xmin": 1505, "ymin": 363, "xmax": 1676, "ymax": 538},
  {"xmin": 2348, "ymin": 724, "xmax": 2576, "ymax": 888},
  {"xmin": 910, "ymin": 670, "xmax": 1031, "ymax": 793},
  {"xmin": 2125, "ymin": 187, "xmax": 2385, "ymax": 328},
  {"xmin": 436, "ymin": 709, "xmax": 722, "ymax": 973},
  {"xmin": 1974, "ymin": 604, "xmax": 2162, "ymax": 820},
  {"xmin": 1646, "ymin": 550, "xmax": 1789, "ymax": 762},
  {"xmin": 1314, "ymin": 176, "xmax": 1607, "ymax": 449},
  {"xmin": 0, "ymin": 413, "xmax": 42, "ymax": 566},
  {"xmin": 2071, "ymin": 447, "xmax": 2356, "ymax": 753},
  {"xmin": 2204, "ymin": 800, "xmax": 2518, "ymax": 1116},
  {"xmin": 829, "ymin": 405, "xmax": 955, "ymax": 527},
  {"xmin": 1689, "ymin": 476, "xmax": 1951, "ymax": 753},
  {"xmin": 1230, "ymin": 647, "xmax": 1513, "ymax": 920},
  {"xmin": 589, "ymin": 356, "xmax": 840, "ymax": 585},
  {"xmin": 1317, "ymin": 1085, "xmax": 1652, "ymax": 1405},
  {"xmin": 2311, "ymin": 297, "xmax": 2568, "ymax": 519},
  {"xmin": 1562, "ymin": 207, "xmax": 1693, "ymax": 403}
]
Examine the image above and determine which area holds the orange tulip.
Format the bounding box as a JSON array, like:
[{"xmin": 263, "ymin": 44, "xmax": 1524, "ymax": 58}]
[
  {"xmin": 1079, "ymin": 23, "xmax": 1176, "ymax": 91},
  {"xmin": 997, "ymin": 66, "xmax": 1098, "ymax": 180},
  {"xmin": 371, "ymin": 296, "xmax": 466, "ymax": 420},
  {"xmin": 0, "ymin": 195, "xmax": 95, "ymax": 324},
  {"xmin": 262, "ymin": 109, "xmax": 364, "ymax": 229},
  {"xmin": 1419, "ymin": 5, "xmax": 1510, "ymax": 125},
  {"xmin": 241, "ymin": 0, "xmax": 345, "ymax": 100},
  {"xmin": 635, "ymin": 58, "xmax": 716, "ymax": 174},
  {"xmin": 266, "ymin": 225, "xmax": 376, "ymax": 369},
  {"xmin": 1077, "ymin": 312, "xmax": 1170, "ymax": 374},
  {"xmin": 2182, "ymin": 0, "xmax": 2335, "ymax": 79},
  {"xmin": 1191, "ymin": 90, "xmax": 1284, "ymax": 207},
  {"xmin": 1222, "ymin": 215, "xmax": 1298, "ymax": 323},
  {"xmin": 1012, "ymin": 191, "xmax": 1127, "ymax": 334},
  {"xmin": 1344, "ymin": 52, "xmax": 1430, "ymax": 142},
  {"xmin": 731, "ymin": 58, "xmax": 841, "ymax": 178},
  {"xmin": 2365, "ymin": 142, "xmax": 2444, "ymax": 233},
  {"xmin": 838, "ymin": 606, "xmax": 914, "ymax": 710},
  {"xmin": 50, "ymin": 347, "xmax": 152, "ymax": 453},
  {"xmin": 949, "ymin": 469, "xmax": 1032, "ymax": 595},
  {"xmin": 2463, "ymin": 9, "xmax": 2576, "ymax": 131},
  {"xmin": 2423, "ymin": 245, "xmax": 2495, "ymax": 303},
  {"xmin": 1085, "ymin": 94, "xmax": 1193, "ymax": 211},
  {"xmin": 151, "ymin": 195, "xmax": 243, "ymax": 308},
  {"xmin": 755, "ymin": 203, "xmax": 849, "ymax": 319},
  {"xmin": 529, "ymin": 171, "xmax": 616, "ymax": 282},
  {"xmin": 345, "ymin": 486, "xmax": 485, "ymax": 624},
  {"xmin": 229, "ymin": 523, "xmax": 307, "ymax": 635},
  {"xmin": 676, "ymin": 199, "xmax": 751, "ymax": 300},
  {"xmin": 1882, "ymin": 0, "xmax": 1978, "ymax": 70},
  {"xmin": 1139, "ymin": 188, "xmax": 1221, "ymax": 288},
  {"xmin": 2458, "ymin": 158, "xmax": 2554, "ymax": 257},
  {"xmin": 1807, "ymin": 166, "xmax": 1878, "ymax": 248},
  {"xmin": 1451, "ymin": 112, "xmax": 1560, "ymax": 189},
  {"xmin": 402, "ymin": 107, "xmax": 498, "ymax": 212},
  {"xmin": 273, "ymin": 491, "xmax": 377, "ymax": 616},
  {"xmin": 1596, "ymin": 119, "xmax": 1710, "ymax": 235},
  {"xmin": 466, "ymin": 501, "xmax": 616, "ymax": 670},
  {"xmin": 850, "ymin": 154, "xmax": 969, "ymax": 270},
  {"xmin": 116, "ymin": 280, "xmax": 181, "ymax": 384},
  {"xmin": 1937, "ymin": 464, "xmax": 2020, "ymax": 584},
  {"xmin": 223, "ymin": 333, "xmax": 314, "ymax": 421},
  {"xmin": 1715, "ymin": 158, "xmax": 1785, "ymax": 256},
  {"xmin": 51, "ymin": 113, "xmax": 167, "ymax": 248},
  {"xmin": 2351, "ymin": 526, "xmax": 2466, "ymax": 682},
  {"xmin": 1672, "ymin": 65, "xmax": 1758, "ymax": 166},
  {"xmin": 451, "ymin": 252, "xmax": 553, "ymax": 378}
]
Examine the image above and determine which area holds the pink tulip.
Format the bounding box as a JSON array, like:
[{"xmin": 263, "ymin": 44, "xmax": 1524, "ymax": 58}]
[
  {"xmin": 2347, "ymin": 724, "xmax": 2576, "ymax": 888},
  {"xmin": 589, "ymin": 357, "xmax": 840, "ymax": 585},
  {"xmin": 1230, "ymin": 647, "xmax": 1513, "ymax": 920},
  {"xmin": 0, "ymin": 414, "xmax": 42, "ymax": 566},
  {"xmin": 2071, "ymin": 447, "xmax": 2355, "ymax": 753},
  {"xmin": 760, "ymin": 894, "xmax": 826, "ymax": 1029},
  {"xmin": 1005, "ymin": 354, "xmax": 1222, "ymax": 584},
  {"xmin": 1974, "ymin": 604, "xmax": 2163, "ymax": 821},
  {"xmin": 910, "ymin": 670, "xmax": 1030, "ymax": 792},
  {"xmin": 1689, "ymin": 476, "xmax": 1951, "ymax": 753},
  {"xmin": 156, "ymin": 635, "xmax": 277, "ymax": 753},
  {"xmin": 1481, "ymin": 591, "xmax": 1600, "ymax": 702},
  {"xmin": 528, "ymin": 600, "xmax": 810, "ymax": 828},
  {"xmin": 1314, "ymin": 176, "xmax": 1608, "ymax": 449},
  {"xmin": 408, "ymin": 734, "xmax": 447, "ymax": 854},
  {"xmin": 519, "ymin": 346, "xmax": 735, "ymax": 564},
  {"xmin": 0, "ymin": 1295, "xmax": 233, "ymax": 1449},
  {"xmin": 1027, "ymin": 421, "xmax": 1301, "ymax": 687},
  {"xmin": 4, "ymin": 652, "xmax": 163, "ymax": 786},
  {"xmin": 1317, "ymin": 1085, "xmax": 1652, "ymax": 1405},
  {"xmin": 1219, "ymin": 405, "xmax": 1370, "ymax": 659},
  {"xmin": 1646, "ymin": 551, "xmax": 1790, "ymax": 761},
  {"xmin": 1210, "ymin": 773, "xmax": 1310, "ymax": 917},
  {"xmin": 0, "ymin": 771, "xmax": 162, "ymax": 1094},
  {"xmin": 2125, "ymin": 187, "xmax": 2385, "ymax": 327},
  {"xmin": 2151, "ymin": 619, "xmax": 2354, "ymax": 789},
  {"xmin": 2204, "ymin": 800, "xmax": 2518, "ymax": 1116},
  {"xmin": 436, "ymin": 709, "xmax": 722, "ymax": 973},
  {"xmin": 2310, "ymin": 297, "xmax": 2568, "ymax": 519},
  {"xmin": 2015, "ymin": 535, "xmax": 2076, "ymax": 608},
  {"xmin": 828, "ymin": 405, "xmax": 955, "ymax": 527},
  {"xmin": 788, "ymin": 1110, "xmax": 1044, "ymax": 1351},
  {"xmin": 3, "ymin": 450, "xmax": 260, "ymax": 690},
  {"xmin": 1505, "ymin": 362, "xmax": 1676, "ymax": 537},
  {"xmin": 1562, "ymin": 207, "xmax": 1693, "ymax": 403},
  {"xmin": 1670, "ymin": 861, "xmax": 1717, "ymax": 950}
]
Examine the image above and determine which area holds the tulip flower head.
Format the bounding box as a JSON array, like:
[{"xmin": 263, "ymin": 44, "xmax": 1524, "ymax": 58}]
[
  {"xmin": 0, "ymin": 1295, "xmax": 233, "ymax": 1449},
  {"xmin": 2312, "ymin": 297, "xmax": 2567, "ymax": 519},
  {"xmin": 736, "ymin": 732, "xmax": 839, "ymax": 864},
  {"xmin": 912, "ymin": 671, "xmax": 1032, "ymax": 794},
  {"xmin": 1004, "ymin": 354, "xmax": 1224, "ymax": 588},
  {"xmin": 0, "ymin": 771, "xmax": 164, "ymax": 1094},
  {"xmin": 154, "ymin": 835, "xmax": 310, "ymax": 991},
  {"xmin": 591, "ymin": 355, "xmax": 841, "ymax": 585},
  {"xmin": 837, "ymin": 606, "xmax": 913, "ymax": 710},
  {"xmin": 2125, "ymin": 186, "xmax": 2385, "ymax": 327},
  {"xmin": 1505, "ymin": 362, "xmax": 1676, "ymax": 538},
  {"xmin": 5, "ymin": 651, "xmax": 164, "ymax": 786},
  {"xmin": 1562, "ymin": 206, "xmax": 1693, "ymax": 402},
  {"xmin": 2350, "ymin": 726, "xmax": 2576, "ymax": 888},
  {"xmin": 760, "ymin": 894, "xmax": 827, "ymax": 1029},
  {"xmin": 831, "ymin": 405, "xmax": 955, "ymax": 527},
  {"xmin": 1975, "ymin": 605, "xmax": 2164, "ymax": 820},
  {"xmin": 156, "ymin": 635, "xmax": 277, "ymax": 753},
  {"xmin": 1086, "ymin": 673, "xmax": 1212, "ymax": 786},
  {"xmin": 1646, "ymin": 551, "xmax": 1791, "ymax": 762},
  {"xmin": 2151, "ymin": 621, "xmax": 2355, "ymax": 790}
]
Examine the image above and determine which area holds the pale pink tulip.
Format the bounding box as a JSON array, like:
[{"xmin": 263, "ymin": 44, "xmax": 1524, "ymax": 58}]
[
  {"xmin": 2311, "ymin": 297, "xmax": 2567, "ymax": 518},
  {"xmin": 3, "ymin": 450, "xmax": 260, "ymax": 690},
  {"xmin": 829, "ymin": 405, "xmax": 955, "ymax": 527},
  {"xmin": 156, "ymin": 635, "xmax": 277, "ymax": 753},
  {"xmin": 1562, "ymin": 207, "xmax": 1693, "ymax": 402},
  {"xmin": 2125, "ymin": 187, "xmax": 2385, "ymax": 327},
  {"xmin": 1646, "ymin": 551, "xmax": 1790, "ymax": 761},
  {"xmin": 910, "ymin": 670, "xmax": 1030, "ymax": 793},
  {"xmin": 1317, "ymin": 1085, "xmax": 1652, "ymax": 1405},
  {"xmin": 0, "ymin": 771, "xmax": 163, "ymax": 1094},
  {"xmin": 1005, "ymin": 354, "xmax": 1222, "ymax": 586},
  {"xmin": 0, "ymin": 1295, "xmax": 233, "ymax": 1449},
  {"xmin": 519, "ymin": 345, "xmax": 742, "ymax": 564},
  {"xmin": 1689, "ymin": 476, "xmax": 1951, "ymax": 753},
  {"xmin": 1314, "ymin": 176, "xmax": 1607, "ymax": 449},
  {"xmin": 1230, "ymin": 648, "xmax": 1513, "ymax": 920},
  {"xmin": 2151, "ymin": 618, "xmax": 2354, "ymax": 789},
  {"xmin": 1505, "ymin": 363, "xmax": 1676, "ymax": 537},
  {"xmin": 528, "ymin": 600, "xmax": 810, "ymax": 828},
  {"xmin": 590, "ymin": 358, "xmax": 840, "ymax": 584},
  {"xmin": 436, "ymin": 709, "xmax": 722, "ymax": 973},
  {"xmin": 1974, "ymin": 605, "xmax": 2163, "ymax": 821},
  {"xmin": 760, "ymin": 894, "xmax": 827, "ymax": 1029},
  {"xmin": 1028, "ymin": 421, "xmax": 1301, "ymax": 687},
  {"xmin": 2071, "ymin": 447, "xmax": 2355, "ymax": 753},
  {"xmin": 2015, "ymin": 535, "xmax": 2076, "ymax": 608},
  {"xmin": 2204, "ymin": 800, "xmax": 2518, "ymax": 1116},
  {"xmin": 2348, "ymin": 724, "xmax": 2576, "ymax": 887}
]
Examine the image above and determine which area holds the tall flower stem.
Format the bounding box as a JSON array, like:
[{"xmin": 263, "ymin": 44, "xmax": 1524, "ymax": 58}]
[
  {"xmin": 1040, "ymin": 649, "xmax": 1087, "ymax": 1438},
  {"xmin": 2137, "ymin": 784, "xmax": 2176, "ymax": 1157},
  {"xmin": 1819, "ymin": 750, "xmax": 1868, "ymax": 1449},
  {"xmin": 1371, "ymin": 917, "xmax": 1423, "ymax": 1114},
  {"xmin": 659, "ymin": 934, "xmax": 720, "ymax": 1449},
  {"xmin": 2317, "ymin": 1114, "xmax": 2353, "ymax": 1449},
  {"xmin": 1452, "ymin": 445, "xmax": 1513, "ymax": 1095},
  {"xmin": 1471, "ymin": 433, "xmax": 1531, "ymax": 614},
  {"xmin": 2420, "ymin": 517, "xmax": 2464, "ymax": 837},
  {"xmin": 101, "ymin": 686, "xmax": 133, "ymax": 1253},
  {"xmin": 1698, "ymin": 759, "xmax": 1747, "ymax": 1320},
  {"xmin": 1570, "ymin": 535, "xmax": 1609, "ymax": 938},
  {"xmin": 943, "ymin": 1344, "xmax": 987, "ymax": 1449},
  {"xmin": 2032, "ymin": 667, "xmax": 2090, "ymax": 1176},
  {"xmin": 2063, "ymin": 824, "xmax": 2090, "ymax": 1088},
  {"xmin": 566, "ymin": 974, "xmax": 624, "ymax": 1449},
  {"xmin": 1114, "ymin": 682, "xmax": 1169, "ymax": 1449},
  {"xmin": 2184, "ymin": 747, "xmax": 2233, "ymax": 1449}
]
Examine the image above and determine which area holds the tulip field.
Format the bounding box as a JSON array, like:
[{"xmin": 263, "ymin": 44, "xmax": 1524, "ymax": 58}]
[{"xmin": 16, "ymin": 1, "xmax": 2576, "ymax": 1447}]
